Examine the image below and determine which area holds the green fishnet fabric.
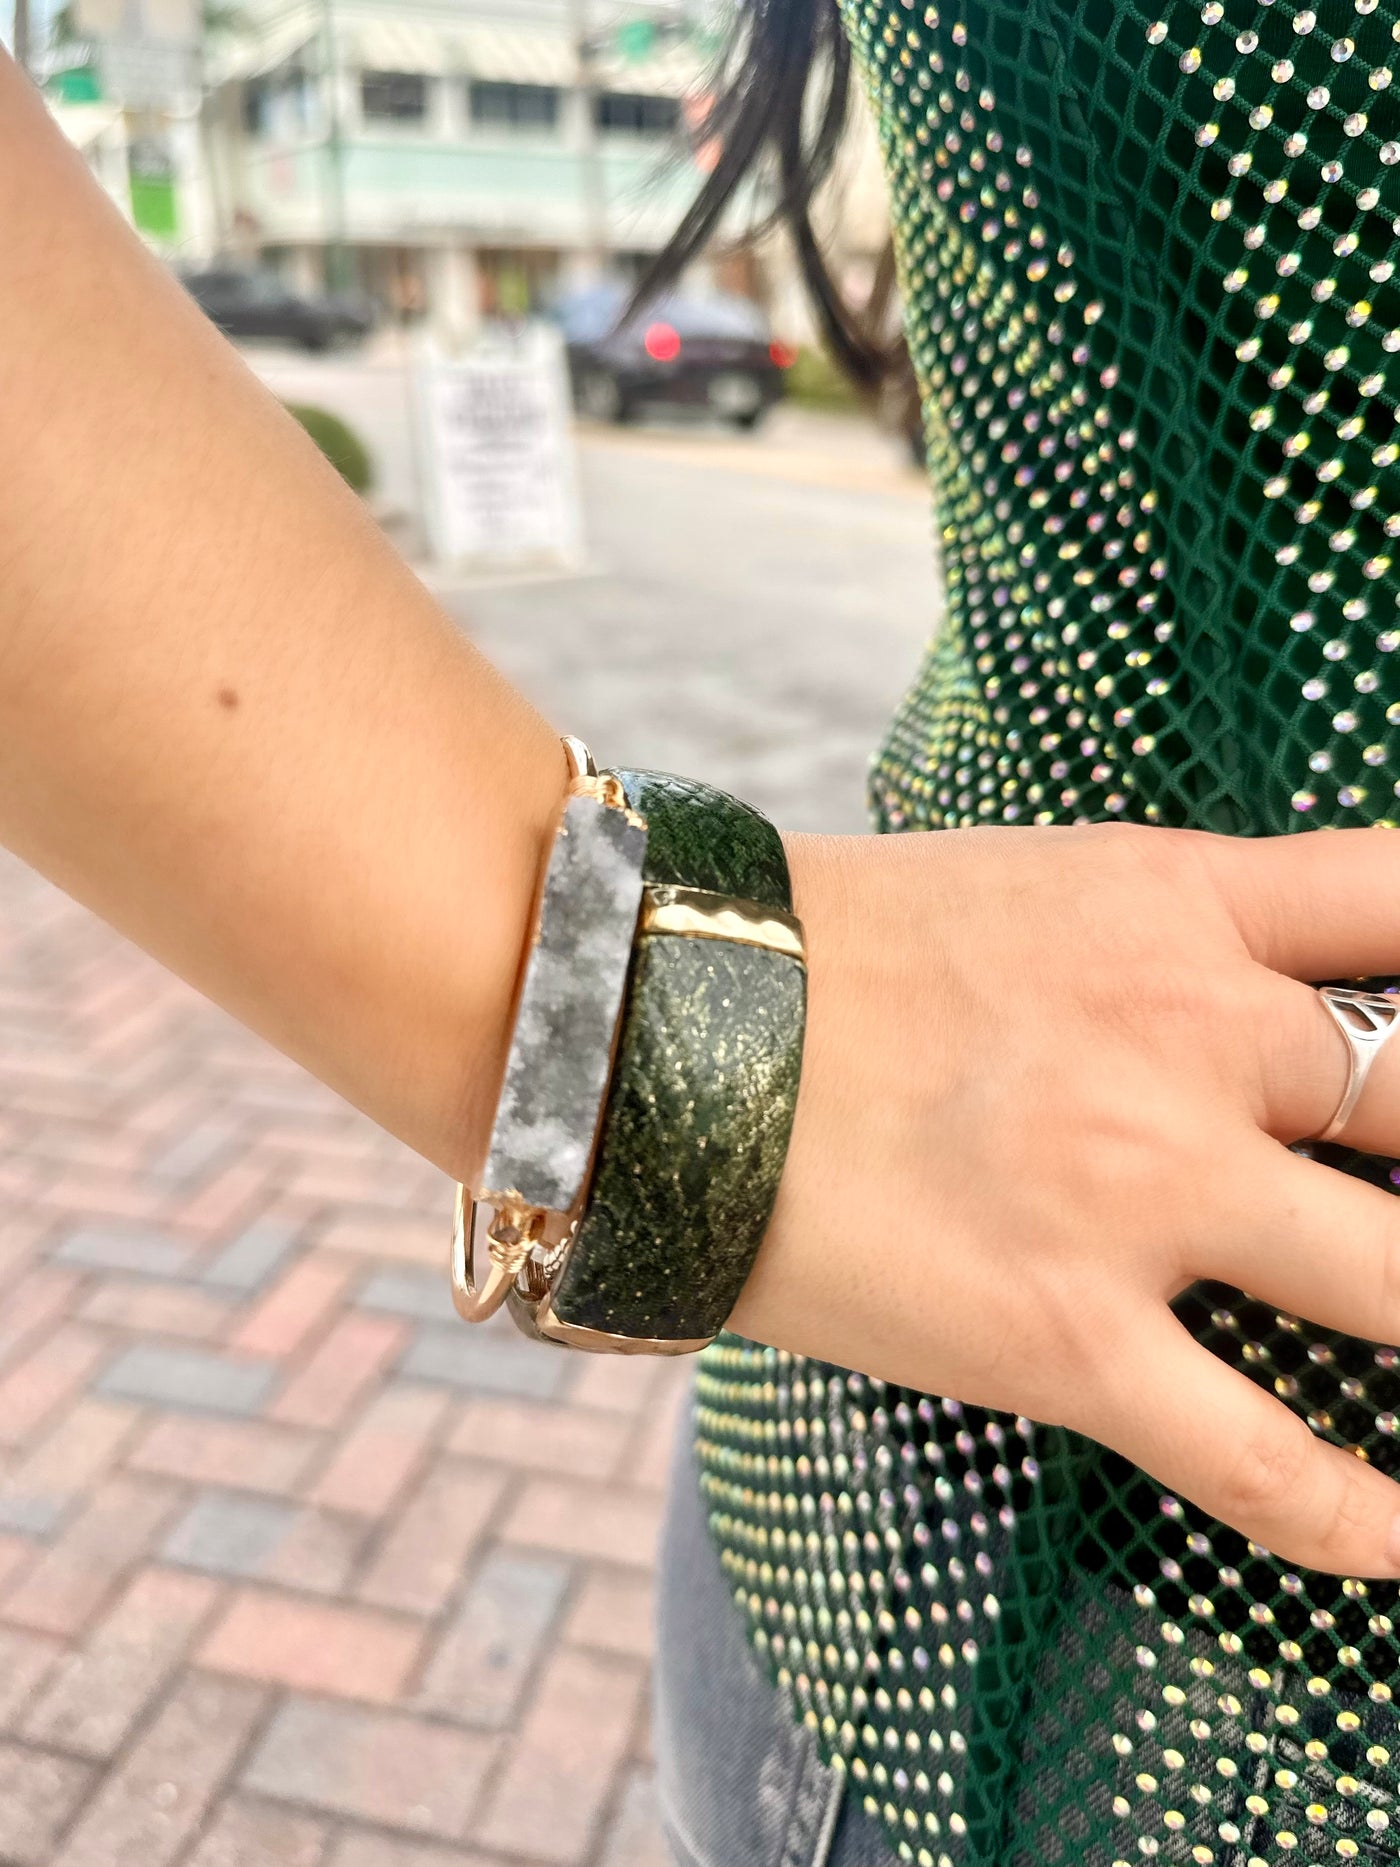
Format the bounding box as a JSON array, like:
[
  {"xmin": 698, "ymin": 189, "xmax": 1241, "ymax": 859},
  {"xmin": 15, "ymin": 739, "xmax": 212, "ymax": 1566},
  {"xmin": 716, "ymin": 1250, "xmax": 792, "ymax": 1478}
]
[{"xmin": 694, "ymin": 0, "xmax": 1400, "ymax": 1861}]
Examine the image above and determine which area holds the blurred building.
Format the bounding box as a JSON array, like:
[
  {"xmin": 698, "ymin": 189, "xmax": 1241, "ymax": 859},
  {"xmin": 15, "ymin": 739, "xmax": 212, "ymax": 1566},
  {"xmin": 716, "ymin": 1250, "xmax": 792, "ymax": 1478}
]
[
  {"xmin": 41, "ymin": 0, "xmax": 212, "ymax": 251},
  {"xmin": 35, "ymin": 0, "xmax": 894, "ymax": 344},
  {"xmin": 196, "ymin": 0, "xmax": 718, "ymax": 331}
]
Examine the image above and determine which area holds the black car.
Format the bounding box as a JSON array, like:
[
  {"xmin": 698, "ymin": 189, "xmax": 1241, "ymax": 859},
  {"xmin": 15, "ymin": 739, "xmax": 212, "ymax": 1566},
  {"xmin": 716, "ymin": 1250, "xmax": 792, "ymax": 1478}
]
[
  {"xmin": 181, "ymin": 269, "xmax": 373, "ymax": 351},
  {"xmin": 556, "ymin": 284, "xmax": 791, "ymax": 429}
]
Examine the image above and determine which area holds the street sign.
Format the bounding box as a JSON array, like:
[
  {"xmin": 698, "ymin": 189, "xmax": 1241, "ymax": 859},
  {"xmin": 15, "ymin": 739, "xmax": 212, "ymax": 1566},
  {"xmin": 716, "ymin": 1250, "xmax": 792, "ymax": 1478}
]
[
  {"xmin": 616, "ymin": 19, "xmax": 656, "ymax": 60},
  {"xmin": 412, "ymin": 326, "xmax": 585, "ymax": 571},
  {"xmin": 127, "ymin": 130, "xmax": 178, "ymax": 237}
]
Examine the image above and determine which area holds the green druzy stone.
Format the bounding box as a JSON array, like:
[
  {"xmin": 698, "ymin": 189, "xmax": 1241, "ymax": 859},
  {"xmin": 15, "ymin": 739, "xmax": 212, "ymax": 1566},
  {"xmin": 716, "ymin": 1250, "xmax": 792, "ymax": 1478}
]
[
  {"xmin": 614, "ymin": 769, "xmax": 793, "ymax": 910},
  {"xmin": 550, "ymin": 935, "xmax": 806, "ymax": 1340},
  {"xmin": 544, "ymin": 764, "xmax": 804, "ymax": 1343}
]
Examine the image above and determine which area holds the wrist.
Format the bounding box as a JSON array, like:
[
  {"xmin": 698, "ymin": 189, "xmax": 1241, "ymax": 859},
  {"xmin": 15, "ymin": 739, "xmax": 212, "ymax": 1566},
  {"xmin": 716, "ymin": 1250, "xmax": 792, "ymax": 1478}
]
[
  {"xmin": 369, "ymin": 698, "xmax": 569, "ymax": 1190},
  {"xmin": 727, "ymin": 830, "xmax": 851, "ymax": 1348},
  {"xmin": 728, "ymin": 830, "xmax": 947, "ymax": 1363},
  {"xmin": 422, "ymin": 722, "xmax": 573, "ymax": 1186}
]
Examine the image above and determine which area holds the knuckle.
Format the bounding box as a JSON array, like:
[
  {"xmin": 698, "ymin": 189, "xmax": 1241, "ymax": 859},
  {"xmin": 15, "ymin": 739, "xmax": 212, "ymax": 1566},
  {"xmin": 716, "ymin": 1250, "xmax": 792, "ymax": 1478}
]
[
  {"xmin": 1217, "ymin": 1417, "xmax": 1314, "ymax": 1526},
  {"xmin": 1093, "ymin": 960, "xmax": 1262, "ymax": 1094},
  {"xmin": 1155, "ymin": 958, "xmax": 1254, "ymax": 1030},
  {"xmin": 1116, "ymin": 822, "xmax": 1254, "ymax": 953},
  {"xmin": 1309, "ymin": 1456, "xmax": 1378, "ymax": 1574},
  {"xmin": 1101, "ymin": 821, "xmax": 1206, "ymax": 887},
  {"xmin": 1204, "ymin": 964, "xmax": 1283, "ymax": 1067},
  {"xmin": 1231, "ymin": 974, "xmax": 1325, "ymax": 1124}
]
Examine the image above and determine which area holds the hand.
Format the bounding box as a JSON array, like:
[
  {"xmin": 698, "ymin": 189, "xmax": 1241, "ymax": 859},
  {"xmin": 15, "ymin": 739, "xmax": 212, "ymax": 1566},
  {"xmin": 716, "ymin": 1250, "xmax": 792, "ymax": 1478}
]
[{"xmin": 736, "ymin": 822, "xmax": 1400, "ymax": 1577}]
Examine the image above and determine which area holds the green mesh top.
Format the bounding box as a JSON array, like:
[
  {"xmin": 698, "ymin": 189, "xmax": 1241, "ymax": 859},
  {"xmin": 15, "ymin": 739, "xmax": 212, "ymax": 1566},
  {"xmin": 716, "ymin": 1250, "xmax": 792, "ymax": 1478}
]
[{"xmin": 694, "ymin": 0, "xmax": 1400, "ymax": 1862}]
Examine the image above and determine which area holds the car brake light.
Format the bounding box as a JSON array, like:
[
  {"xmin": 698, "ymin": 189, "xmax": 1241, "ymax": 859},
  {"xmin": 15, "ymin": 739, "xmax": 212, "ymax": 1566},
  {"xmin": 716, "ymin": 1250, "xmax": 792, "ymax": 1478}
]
[
  {"xmin": 644, "ymin": 321, "xmax": 682, "ymax": 362},
  {"xmin": 769, "ymin": 341, "xmax": 797, "ymax": 369}
]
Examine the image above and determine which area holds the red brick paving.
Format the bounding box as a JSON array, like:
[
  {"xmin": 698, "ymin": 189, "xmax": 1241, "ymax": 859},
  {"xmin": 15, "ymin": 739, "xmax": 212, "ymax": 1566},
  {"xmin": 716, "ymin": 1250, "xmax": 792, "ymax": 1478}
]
[
  {"xmin": 22, "ymin": 1567, "xmax": 221, "ymax": 1757},
  {"xmin": 268, "ymin": 1312, "xmax": 408, "ymax": 1430},
  {"xmin": 128, "ymin": 1416, "xmax": 321, "ymax": 1496},
  {"xmin": 474, "ymin": 1649, "xmax": 647, "ymax": 1864},
  {"xmin": 307, "ymin": 1384, "xmax": 449, "ymax": 1518},
  {"xmin": 0, "ymin": 853, "xmax": 684, "ymax": 1866}
]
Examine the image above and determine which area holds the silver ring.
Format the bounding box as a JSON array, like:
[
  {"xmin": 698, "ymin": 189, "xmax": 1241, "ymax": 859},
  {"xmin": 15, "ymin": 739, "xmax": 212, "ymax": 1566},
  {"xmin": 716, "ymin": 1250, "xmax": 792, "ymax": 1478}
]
[{"xmin": 1313, "ymin": 985, "xmax": 1400, "ymax": 1142}]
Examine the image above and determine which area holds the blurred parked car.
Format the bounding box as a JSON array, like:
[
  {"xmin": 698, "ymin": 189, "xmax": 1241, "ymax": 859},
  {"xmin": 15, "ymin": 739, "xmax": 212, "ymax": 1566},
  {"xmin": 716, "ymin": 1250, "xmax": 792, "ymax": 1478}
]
[
  {"xmin": 181, "ymin": 269, "xmax": 374, "ymax": 351},
  {"xmin": 555, "ymin": 284, "xmax": 792, "ymax": 429}
]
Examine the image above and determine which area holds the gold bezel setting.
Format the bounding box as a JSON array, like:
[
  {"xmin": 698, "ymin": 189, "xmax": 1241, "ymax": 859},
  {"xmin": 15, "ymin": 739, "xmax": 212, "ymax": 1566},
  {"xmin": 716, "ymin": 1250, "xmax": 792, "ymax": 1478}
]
[{"xmin": 512, "ymin": 1289, "xmax": 714, "ymax": 1356}]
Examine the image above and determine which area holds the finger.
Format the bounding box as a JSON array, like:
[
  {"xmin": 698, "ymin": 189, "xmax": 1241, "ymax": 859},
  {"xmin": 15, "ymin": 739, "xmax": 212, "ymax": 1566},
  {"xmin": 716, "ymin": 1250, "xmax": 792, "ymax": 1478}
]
[
  {"xmin": 1187, "ymin": 824, "xmax": 1400, "ymax": 980},
  {"xmin": 1249, "ymin": 974, "xmax": 1400, "ymax": 1150},
  {"xmin": 1094, "ymin": 1304, "xmax": 1400, "ymax": 1577},
  {"xmin": 1207, "ymin": 1135, "xmax": 1400, "ymax": 1339}
]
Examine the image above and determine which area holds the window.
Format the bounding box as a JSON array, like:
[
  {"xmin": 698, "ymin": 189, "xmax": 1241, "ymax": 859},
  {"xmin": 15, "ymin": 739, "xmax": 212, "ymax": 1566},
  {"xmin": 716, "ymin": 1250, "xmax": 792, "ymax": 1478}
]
[
  {"xmin": 593, "ymin": 91, "xmax": 680, "ymax": 136},
  {"xmin": 243, "ymin": 69, "xmax": 314, "ymax": 137},
  {"xmin": 360, "ymin": 71, "xmax": 428, "ymax": 122},
  {"xmin": 244, "ymin": 69, "xmax": 315, "ymax": 136},
  {"xmin": 469, "ymin": 80, "xmax": 561, "ymax": 131}
]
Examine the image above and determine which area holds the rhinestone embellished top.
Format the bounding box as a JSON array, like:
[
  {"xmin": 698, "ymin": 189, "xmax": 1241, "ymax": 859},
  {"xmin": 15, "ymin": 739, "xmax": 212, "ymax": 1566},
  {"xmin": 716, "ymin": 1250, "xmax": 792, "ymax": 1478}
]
[{"xmin": 695, "ymin": 0, "xmax": 1400, "ymax": 1861}]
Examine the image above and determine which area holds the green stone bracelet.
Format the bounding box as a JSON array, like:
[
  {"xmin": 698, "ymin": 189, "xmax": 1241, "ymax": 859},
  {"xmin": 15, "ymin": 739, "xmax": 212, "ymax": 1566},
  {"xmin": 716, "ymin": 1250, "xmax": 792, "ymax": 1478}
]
[{"xmin": 451, "ymin": 748, "xmax": 807, "ymax": 1355}]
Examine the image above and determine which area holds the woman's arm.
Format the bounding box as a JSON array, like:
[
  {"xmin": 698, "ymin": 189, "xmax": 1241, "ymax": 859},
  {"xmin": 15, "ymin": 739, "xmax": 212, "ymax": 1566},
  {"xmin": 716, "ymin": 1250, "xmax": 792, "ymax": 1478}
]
[
  {"xmin": 10, "ymin": 54, "xmax": 1400, "ymax": 1578},
  {"xmin": 0, "ymin": 55, "xmax": 560, "ymax": 1183}
]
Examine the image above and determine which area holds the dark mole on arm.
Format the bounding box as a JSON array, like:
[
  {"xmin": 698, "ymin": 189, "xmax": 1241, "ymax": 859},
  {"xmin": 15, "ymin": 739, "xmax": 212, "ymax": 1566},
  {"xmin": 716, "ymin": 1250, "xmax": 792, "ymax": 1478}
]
[{"xmin": 216, "ymin": 687, "xmax": 240, "ymax": 710}]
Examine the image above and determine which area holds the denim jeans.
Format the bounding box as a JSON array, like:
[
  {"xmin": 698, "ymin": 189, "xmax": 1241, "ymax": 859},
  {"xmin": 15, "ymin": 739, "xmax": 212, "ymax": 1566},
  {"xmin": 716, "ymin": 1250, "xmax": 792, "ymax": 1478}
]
[{"xmin": 653, "ymin": 1388, "xmax": 900, "ymax": 1867}]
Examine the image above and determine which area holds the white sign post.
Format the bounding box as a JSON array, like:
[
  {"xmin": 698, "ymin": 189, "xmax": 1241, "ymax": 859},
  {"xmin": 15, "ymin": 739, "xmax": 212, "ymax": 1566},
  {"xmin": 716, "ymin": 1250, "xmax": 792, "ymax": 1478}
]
[{"xmin": 412, "ymin": 325, "xmax": 585, "ymax": 573}]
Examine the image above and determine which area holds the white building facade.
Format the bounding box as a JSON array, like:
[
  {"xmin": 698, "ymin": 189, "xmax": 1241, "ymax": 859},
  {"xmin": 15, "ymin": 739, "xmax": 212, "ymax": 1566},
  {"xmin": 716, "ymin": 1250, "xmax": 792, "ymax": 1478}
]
[{"xmin": 202, "ymin": 0, "xmax": 717, "ymax": 333}]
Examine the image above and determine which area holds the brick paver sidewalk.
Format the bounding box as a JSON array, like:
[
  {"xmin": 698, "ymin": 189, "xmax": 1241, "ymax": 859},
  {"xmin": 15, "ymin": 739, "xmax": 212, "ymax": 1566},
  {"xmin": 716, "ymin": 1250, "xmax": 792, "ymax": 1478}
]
[{"xmin": 0, "ymin": 850, "xmax": 686, "ymax": 1867}]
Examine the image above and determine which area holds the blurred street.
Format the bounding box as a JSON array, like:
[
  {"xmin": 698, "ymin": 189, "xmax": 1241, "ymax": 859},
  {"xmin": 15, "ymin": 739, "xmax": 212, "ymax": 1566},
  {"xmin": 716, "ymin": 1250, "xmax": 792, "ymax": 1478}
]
[
  {"xmin": 455, "ymin": 410, "xmax": 935, "ymax": 833},
  {"xmin": 0, "ymin": 412, "xmax": 935, "ymax": 1867}
]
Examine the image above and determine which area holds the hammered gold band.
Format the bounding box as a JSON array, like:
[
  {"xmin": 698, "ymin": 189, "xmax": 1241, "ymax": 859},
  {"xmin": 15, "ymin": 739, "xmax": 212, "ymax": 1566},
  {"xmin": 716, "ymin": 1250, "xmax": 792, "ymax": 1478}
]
[{"xmin": 639, "ymin": 884, "xmax": 805, "ymax": 960}]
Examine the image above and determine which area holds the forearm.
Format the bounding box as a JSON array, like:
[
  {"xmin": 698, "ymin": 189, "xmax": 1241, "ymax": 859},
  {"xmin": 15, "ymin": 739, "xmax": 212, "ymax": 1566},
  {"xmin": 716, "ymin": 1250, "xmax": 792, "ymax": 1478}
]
[{"xmin": 0, "ymin": 56, "xmax": 561, "ymax": 1180}]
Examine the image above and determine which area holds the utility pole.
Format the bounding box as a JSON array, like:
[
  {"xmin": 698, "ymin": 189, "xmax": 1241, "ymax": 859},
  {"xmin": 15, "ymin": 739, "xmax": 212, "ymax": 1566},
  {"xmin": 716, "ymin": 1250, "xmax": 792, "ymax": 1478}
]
[
  {"xmin": 321, "ymin": 0, "xmax": 349, "ymax": 290},
  {"xmin": 12, "ymin": 0, "xmax": 30, "ymax": 72},
  {"xmin": 567, "ymin": 0, "xmax": 608, "ymax": 277}
]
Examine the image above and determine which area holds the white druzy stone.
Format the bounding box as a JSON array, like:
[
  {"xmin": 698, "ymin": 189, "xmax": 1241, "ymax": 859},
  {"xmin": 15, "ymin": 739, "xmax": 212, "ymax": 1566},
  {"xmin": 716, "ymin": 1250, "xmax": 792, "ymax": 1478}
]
[{"xmin": 482, "ymin": 793, "xmax": 646, "ymax": 1213}]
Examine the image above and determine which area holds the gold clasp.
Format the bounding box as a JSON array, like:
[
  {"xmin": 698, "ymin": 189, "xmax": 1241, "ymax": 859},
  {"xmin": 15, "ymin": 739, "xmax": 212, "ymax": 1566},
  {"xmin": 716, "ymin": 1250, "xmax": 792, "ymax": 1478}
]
[
  {"xmin": 567, "ymin": 769, "xmax": 645, "ymax": 825},
  {"xmin": 450, "ymin": 1186, "xmax": 545, "ymax": 1323}
]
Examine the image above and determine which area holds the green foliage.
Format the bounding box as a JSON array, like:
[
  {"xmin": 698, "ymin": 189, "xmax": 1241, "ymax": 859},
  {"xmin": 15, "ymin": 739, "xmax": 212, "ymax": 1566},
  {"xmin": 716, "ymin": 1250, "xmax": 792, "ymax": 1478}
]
[
  {"xmin": 783, "ymin": 345, "xmax": 861, "ymax": 412},
  {"xmin": 283, "ymin": 403, "xmax": 373, "ymax": 496}
]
